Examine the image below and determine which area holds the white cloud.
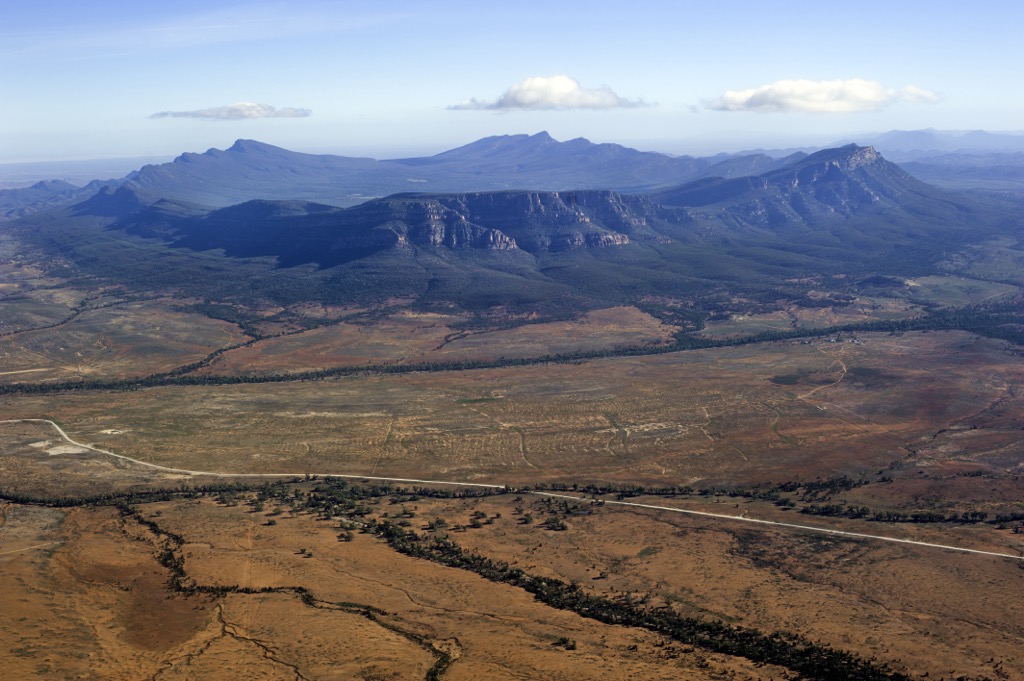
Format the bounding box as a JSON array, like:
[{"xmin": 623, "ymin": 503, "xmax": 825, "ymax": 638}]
[
  {"xmin": 150, "ymin": 102, "xmax": 312, "ymax": 120},
  {"xmin": 451, "ymin": 75, "xmax": 645, "ymax": 111},
  {"xmin": 706, "ymin": 78, "xmax": 939, "ymax": 113}
]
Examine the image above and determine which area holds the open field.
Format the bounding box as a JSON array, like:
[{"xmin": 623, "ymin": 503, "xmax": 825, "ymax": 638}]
[
  {"xmin": 699, "ymin": 297, "xmax": 923, "ymax": 339},
  {"xmin": 414, "ymin": 491, "xmax": 1024, "ymax": 679},
  {"xmin": 0, "ymin": 242, "xmax": 89, "ymax": 335},
  {"xmin": 2, "ymin": 482, "xmax": 1021, "ymax": 680},
  {"xmin": 3, "ymin": 331, "xmax": 1021, "ymax": 492},
  {"xmin": 0, "ymin": 497, "xmax": 790, "ymax": 681},
  {"xmin": 943, "ymin": 238, "xmax": 1024, "ymax": 286},
  {"xmin": 699, "ymin": 275, "xmax": 1019, "ymax": 340},
  {"xmin": 0, "ymin": 298, "xmax": 248, "ymax": 384},
  {"xmin": 2, "ymin": 249, "xmax": 1023, "ymax": 679},
  {"xmin": 205, "ymin": 306, "xmax": 676, "ymax": 375},
  {"xmin": 901, "ymin": 275, "xmax": 1019, "ymax": 307}
]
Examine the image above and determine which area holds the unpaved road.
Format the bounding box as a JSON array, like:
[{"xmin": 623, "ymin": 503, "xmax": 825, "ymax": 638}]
[{"xmin": 2, "ymin": 418, "xmax": 1022, "ymax": 562}]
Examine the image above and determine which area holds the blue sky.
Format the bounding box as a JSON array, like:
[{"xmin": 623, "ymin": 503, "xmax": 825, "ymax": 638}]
[{"xmin": 2, "ymin": 0, "xmax": 1022, "ymax": 165}]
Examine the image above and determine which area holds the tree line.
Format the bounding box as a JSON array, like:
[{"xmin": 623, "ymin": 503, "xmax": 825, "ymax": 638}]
[{"xmin": 369, "ymin": 518, "xmax": 910, "ymax": 681}]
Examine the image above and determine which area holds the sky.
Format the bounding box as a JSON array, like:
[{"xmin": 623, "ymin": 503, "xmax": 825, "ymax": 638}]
[{"xmin": 2, "ymin": 0, "xmax": 1022, "ymax": 168}]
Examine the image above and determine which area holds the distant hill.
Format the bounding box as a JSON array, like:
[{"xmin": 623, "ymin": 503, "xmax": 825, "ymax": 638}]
[
  {"xmin": 0, "ymin": 179, "xmax": 117, "ymax": 220},
  {"xmin": 835, "ymin": 129, "xmax": 1024, "ymax": 156},
  {"xmin": 389, "ymin": 132, "xmax": 789, "ymax": 189},
  {"xmin": 898, "ymin": 152, "xmax": 1024, "ymax": 183},
  {"xmin": 119, "ymin": 133, "xmax": 789, "ymax": 209},
  {"xmin": 6, "ymin": 130, "xmax": 1023, "ymax": 222},
  {"xmin": 12, "ymin": 131, "xmax": 1022, "ymax": 222}
]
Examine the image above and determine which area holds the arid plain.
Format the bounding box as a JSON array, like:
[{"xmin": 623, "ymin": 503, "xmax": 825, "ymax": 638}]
[{"xmin": 2, "ymin": 251, "xmax": 1024, "ymax": 680}]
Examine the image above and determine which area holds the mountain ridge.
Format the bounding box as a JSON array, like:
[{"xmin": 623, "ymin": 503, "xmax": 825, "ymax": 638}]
[
  {"xmin": 9, "ymin": 130, "xmax": 1021, "ymax": 221},
  {"xmin": 111, "ymin": 133, "xmax": 803, "ymax": 209}
]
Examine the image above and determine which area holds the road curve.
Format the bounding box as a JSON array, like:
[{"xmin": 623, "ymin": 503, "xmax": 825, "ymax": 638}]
[
  {"xmin": 2, "ymin": 418, "xmax": 1022, "ymax": 561},
  {"xmin": 0, "ymin": 419, "xmax": 505, "ymax": 488}
]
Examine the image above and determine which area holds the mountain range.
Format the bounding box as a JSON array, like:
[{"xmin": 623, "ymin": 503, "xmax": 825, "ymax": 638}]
[
  {"xmin": 3, "ymin": 133, "xmax": 811, "ymax": 219},
  {"xmin": 11, "ymin": 138, "xmax": 1013, "ymax": 320},
  {"xmin": 7, "ymin": 130, "xmax": 1023, "ymax": 222},
  {"xmin": 121, "ymin": 133, "xmax": 814, "ymax": 209}
]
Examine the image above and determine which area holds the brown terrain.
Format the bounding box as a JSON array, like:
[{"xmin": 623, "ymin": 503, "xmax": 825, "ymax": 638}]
[
  {"xmin": 2, "ymin": 264, "xmax": 1023, "ymax": 680},
  {"xmin": 1, "ymin": 500, "xmax": 792, "ymax": 680}
]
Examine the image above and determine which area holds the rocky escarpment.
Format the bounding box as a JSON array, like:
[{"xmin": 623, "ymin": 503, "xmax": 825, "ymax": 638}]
[
  {"xmin": 346, "ymin": 190, "xmax": 642, "ymax": 254},
  {"xmin": 550, "ymin": 231, "xmax": 630, "ymax": 251},
  {"xmin": 342, "ymin": 199, "xmax": 518, "ymax": 251},
  {"xmin": 86, "ymin": 189, "xmax": 642, "ymax": 268}
]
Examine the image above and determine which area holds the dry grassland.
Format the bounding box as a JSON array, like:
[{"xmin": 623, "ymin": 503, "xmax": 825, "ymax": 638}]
[
  {"xmin": 0, "ymin": 499, "xmax": 786, "ymax": 680},
  {"xmin": 0, "ymin": 419, "xmax": 238, "ymax": 499},
  {"xmin": 3, "ymin": 331, "xmax": 1020, "ymax": 493},
  {"xmin": 699, "ymin": 276, "xmax": 1018, "ymax": 340},
  {"xmin": 410, "ymin": 492, "xmax": 1024, "ymax": 680},
  {"xmin": 3, "ymin": 278, "xmax": 1023, "ymax": 681},
  {"xmin": 0, "ymin": 240, "xmax": 89, "ymax": 335},
  {"xmin": 206, "ymin": 306, "xmax": 675, "ymax": 375},
  {"xmin": 0, "ymin": 298, "xmax": 248, "ymax": 384},
  {"xmin": 699, "ymin": 297, "xmax": 921, "ymax": 339}
]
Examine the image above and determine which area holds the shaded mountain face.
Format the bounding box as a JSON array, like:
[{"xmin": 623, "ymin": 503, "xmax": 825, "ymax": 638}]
[
  {"xmin": 124, "ymin": 140, "xmax": 393, "ymax": 208},
  {"xmin": 13, "ymin": 144, "xmax": 1006, "ymax": 314},
  {"xmin": 390, "ymin": 132, "xmax": 729, "ymax": 187},
  {"xmin": 123, "ymin": 189, "xmax": 652, "ymax": 268}
]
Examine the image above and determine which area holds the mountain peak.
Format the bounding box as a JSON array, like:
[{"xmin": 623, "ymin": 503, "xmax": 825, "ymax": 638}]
[
  {"xmin": 769, "ymin": 144, "xmax": 896, "ymax": 182},
  {"xmin": 805, "ymin": 143, "xmax": 880, "ymax": 166},
  {"xmin": 226, "ymin": 139, "xmax": 281, "ymax": 154}
]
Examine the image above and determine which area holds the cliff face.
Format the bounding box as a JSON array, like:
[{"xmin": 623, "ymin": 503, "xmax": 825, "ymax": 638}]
[
  {"xmin": 345, "ymin": 198, "xmax": 518, "ymax": 250},
  {"xmin": 130, "ymin": 189, "xmax": 641, "ymax": 267},
  {"xmin": 408, "ymin": 220, "xmax": 518, "ymax": 250},
  {"xmin": 550, "ymin": 231, "xmax": 631, "ymax": 251},
  {"xmin": 344, "ymin": 190, "xmax": 641, "ymax": 254}
]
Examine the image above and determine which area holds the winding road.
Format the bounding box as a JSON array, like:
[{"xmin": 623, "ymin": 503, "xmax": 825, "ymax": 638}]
[{"xmin": 2, "ymin": 418, "xmax": 1022, "ymax": 562}]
